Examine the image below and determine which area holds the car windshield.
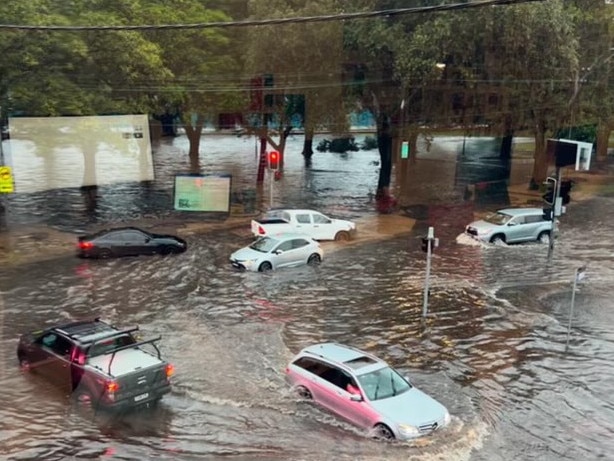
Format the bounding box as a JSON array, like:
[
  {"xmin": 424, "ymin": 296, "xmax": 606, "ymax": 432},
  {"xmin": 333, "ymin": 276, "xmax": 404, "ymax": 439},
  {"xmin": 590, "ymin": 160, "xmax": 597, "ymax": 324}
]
[
  {"xmin": 249, "ymin": 236, "xmax": 279, "ymax": 253},
  {"xmin": 357, "ymin": 366, "xmax": 412, "ymax": 401},
  {"xmin": 483, "ymin": 212, "xmax": 511, "ymax": 225}
]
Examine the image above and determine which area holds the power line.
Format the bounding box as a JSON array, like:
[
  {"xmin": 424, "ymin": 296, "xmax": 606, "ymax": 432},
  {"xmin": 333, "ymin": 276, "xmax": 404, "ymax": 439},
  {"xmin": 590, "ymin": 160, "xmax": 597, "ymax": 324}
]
[{"xmin": 0, "ymin": 0, "xmax": 546, "ymax": 32}]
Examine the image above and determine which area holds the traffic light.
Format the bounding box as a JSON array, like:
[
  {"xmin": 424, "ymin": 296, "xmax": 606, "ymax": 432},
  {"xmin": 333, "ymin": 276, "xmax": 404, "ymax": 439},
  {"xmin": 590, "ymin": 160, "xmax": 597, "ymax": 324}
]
[
  {"xmin": 268, "ymin": 151, "xmax": 280, "ymax": 170},
  {"xmin": 543, "ymin": 207, "xmax": 553, "ymax": 221},
  {"xmin": 542, "ymin": 184, "xmax": 554, "ymax": 205},
  {"xmin": 421, "ymin": 237, "xmax": 429, "ymax": 253}
]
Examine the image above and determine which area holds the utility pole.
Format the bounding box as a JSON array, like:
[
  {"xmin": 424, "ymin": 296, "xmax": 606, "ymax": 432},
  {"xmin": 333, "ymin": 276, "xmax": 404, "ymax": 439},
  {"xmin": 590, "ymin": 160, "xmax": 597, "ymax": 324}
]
[{"xmin": 548, "ymin": 167, "xmax": 562, "ymax": 256}]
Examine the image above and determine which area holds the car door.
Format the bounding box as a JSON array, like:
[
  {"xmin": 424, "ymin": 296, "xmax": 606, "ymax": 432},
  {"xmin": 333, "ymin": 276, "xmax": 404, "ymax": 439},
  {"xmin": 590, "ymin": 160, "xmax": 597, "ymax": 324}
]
[
  {"xmin": 505, "ymin": 216, "xmax": 526, "ymax": 243},
  {"xmin": 37, "ymin": 332, "xmax": 73, "ymax": 391},
  {"xmin": 314, "ymin": 363, "xmax": 371, "ymax": 429},
  {"xmin": 121, "ymin": 230, "xmax": 150, "ymax": 256},
  {"xmin": 312, "ymin": 213, "xmax": 335, "ymax": 240},
  {"xmin": 524, "ymin": 214, "xmax": 545, "ymax": 240},
  {"xmin": 294, "ymin": 213, "xmax": 314, "ymax": 236},
  {"xmin": 271, "ymin": 239, "xmax": 295, "ymax": 268}
]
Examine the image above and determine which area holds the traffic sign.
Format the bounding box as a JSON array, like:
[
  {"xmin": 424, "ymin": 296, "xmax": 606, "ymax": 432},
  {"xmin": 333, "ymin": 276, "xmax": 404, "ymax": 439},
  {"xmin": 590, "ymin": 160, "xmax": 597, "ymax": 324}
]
[{"xmin": 0, "ymin": 166, "xmax": 14, "ymax": 193}]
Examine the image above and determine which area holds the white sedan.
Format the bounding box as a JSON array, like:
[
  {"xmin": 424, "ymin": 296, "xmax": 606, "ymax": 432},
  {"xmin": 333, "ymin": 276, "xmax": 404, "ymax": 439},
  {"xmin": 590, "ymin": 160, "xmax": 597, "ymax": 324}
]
[{"xmin": 230, "ymin": 233, "xmax": 323, "ymax": 272}]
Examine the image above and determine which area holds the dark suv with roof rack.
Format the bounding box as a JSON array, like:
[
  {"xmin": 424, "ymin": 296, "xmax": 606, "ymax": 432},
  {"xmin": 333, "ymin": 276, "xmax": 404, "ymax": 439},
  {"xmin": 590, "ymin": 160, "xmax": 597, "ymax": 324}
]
[{"xmin": 17, "ymin": 318, "xmax": 174, "ymax": 411}]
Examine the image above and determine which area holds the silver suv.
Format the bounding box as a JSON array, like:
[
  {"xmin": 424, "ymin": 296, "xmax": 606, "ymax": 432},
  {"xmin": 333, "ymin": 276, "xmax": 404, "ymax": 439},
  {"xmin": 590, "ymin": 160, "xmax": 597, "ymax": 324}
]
[
  {"xmin": 465, "ymin": 207, "xmax": 553, "ymax": 244},
  {"xmin": 285, "ymin": 343, "xmax": 450, "ymax": 440}
]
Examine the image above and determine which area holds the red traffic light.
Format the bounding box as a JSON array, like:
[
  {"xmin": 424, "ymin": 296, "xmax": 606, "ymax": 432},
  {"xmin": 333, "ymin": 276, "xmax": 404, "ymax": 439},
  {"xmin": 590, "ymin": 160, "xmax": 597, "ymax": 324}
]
[{"xmin": 268, "ymin": 151, "xmax": 280, "ymax": 170}]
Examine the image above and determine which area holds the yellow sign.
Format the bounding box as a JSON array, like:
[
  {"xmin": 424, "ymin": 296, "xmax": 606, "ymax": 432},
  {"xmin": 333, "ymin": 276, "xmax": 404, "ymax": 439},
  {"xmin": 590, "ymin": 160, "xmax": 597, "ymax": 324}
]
[{"xmin": 0, "ymin": 166, "xmax": 14, "ymax": 193}]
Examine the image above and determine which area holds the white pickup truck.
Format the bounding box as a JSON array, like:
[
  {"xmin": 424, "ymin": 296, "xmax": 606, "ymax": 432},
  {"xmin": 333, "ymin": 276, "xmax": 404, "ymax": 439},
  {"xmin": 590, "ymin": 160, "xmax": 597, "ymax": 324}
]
[{"xmin": 251, "ymin": 209, "xmax": 357, "ymax": 241}]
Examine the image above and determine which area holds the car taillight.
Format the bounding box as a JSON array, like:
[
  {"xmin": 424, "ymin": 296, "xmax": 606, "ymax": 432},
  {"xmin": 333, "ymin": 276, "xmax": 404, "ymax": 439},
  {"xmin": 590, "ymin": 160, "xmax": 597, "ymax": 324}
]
[
  {"xmin": 106, "ymin": 380, "xmax": 119, "ymax": 393},
  {"xmin": 79, "ymin": 241, "xmax": 94, "ymax": 250},
  {"xmin": 165, "ymin": 363, "xmax": 175, "ymax": 378},
  {"xmin": 258, "ymin": 225, "xmax": 265, "ymax": 235}
]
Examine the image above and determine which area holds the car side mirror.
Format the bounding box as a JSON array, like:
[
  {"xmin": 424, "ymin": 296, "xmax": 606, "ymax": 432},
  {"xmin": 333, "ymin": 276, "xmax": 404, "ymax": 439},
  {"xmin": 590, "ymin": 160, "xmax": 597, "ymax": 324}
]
[
  {"xmin": 274, "ymin": 250, "xmax": 282, "ymax": 254},
  {"xmin": 350, "ymin": 394, "xmax": 363, "ymax": 402},
  {"xmin": 507, "ymin": 222, "xmax": 517, "ymax": 226}
]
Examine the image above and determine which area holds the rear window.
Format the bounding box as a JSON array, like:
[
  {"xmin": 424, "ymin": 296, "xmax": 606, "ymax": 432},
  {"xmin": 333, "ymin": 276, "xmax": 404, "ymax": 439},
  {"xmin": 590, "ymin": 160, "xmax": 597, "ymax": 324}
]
[{"xmin": 88, "ymin": 334, "xmax": 135, "ymax": 357}]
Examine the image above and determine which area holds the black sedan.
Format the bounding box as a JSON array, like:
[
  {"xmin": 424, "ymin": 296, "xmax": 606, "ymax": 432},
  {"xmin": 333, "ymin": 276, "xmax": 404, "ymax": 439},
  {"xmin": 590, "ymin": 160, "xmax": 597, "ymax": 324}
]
[{"xmin": 76, "ymin": 227, "xmax": 187, "ymax": 258}]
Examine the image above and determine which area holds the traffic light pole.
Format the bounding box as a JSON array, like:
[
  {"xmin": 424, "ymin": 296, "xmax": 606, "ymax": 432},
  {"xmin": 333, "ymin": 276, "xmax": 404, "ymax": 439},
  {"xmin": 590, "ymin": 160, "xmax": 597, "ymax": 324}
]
[
  {"xmin": 422, "ymin": 226, "xmax": 434, "ymax": 318},
  {"xmin": 548, "ymin": 167, "xmax": 562, "ymax": 256},
  {"xmin": 269, "ymin": 167, "xmax": 274, "ymax": 209}
]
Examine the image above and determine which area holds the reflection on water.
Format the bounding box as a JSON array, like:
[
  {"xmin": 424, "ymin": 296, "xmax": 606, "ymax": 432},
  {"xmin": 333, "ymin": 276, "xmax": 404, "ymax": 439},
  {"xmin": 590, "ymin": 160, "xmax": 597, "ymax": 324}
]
[{"xmin": 1, "ymin": 135, "xmax": 613, "ymax": 460}]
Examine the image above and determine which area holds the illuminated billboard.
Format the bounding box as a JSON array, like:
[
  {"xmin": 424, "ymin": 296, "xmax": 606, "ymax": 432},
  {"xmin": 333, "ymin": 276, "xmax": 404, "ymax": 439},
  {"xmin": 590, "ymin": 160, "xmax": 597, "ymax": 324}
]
[{"xmin": 173, "ymin": 174, "xmax": 231, "ymax": 213}]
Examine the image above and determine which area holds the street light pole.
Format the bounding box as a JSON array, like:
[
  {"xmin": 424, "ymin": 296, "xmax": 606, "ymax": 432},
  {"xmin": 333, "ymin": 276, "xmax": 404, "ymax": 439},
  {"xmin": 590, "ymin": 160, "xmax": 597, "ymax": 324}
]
[
  {"xmin": 422, "ymin": 226, "xmax": 435, "ymax": 318},
  {"xmin": 566, "ymin": 266, "xmax": 586, "ymax": 350}
]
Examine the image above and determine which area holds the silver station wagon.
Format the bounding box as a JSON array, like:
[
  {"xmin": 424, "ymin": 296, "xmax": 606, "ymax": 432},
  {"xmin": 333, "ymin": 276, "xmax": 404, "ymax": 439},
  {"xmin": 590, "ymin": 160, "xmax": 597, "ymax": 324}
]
[
  {"xmin": 285, "ymin": 343, "xmax": 451, "ymax": 440},
  {"xmin": 465, "ymin": 207, "xmax": 553, "ymax": 245}
]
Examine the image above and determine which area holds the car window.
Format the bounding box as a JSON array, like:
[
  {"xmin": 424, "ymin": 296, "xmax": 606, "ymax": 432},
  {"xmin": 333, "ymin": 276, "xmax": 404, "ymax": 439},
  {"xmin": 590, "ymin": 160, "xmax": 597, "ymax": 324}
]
[
  {"xmin": 250, "ymin": 236, "xmax": 279, "ymax": 253},
  {"xmin": 40, "ymin": 333, "xmax": 72, "ymax": 357},
  {"xmin": 511, "ymin": 216, "xmax": 526, "ymax": 225},
  {"xmin": 293, "ymin": 357, "xmax": 357, "ymax": 391},
  {"xmin": 484, "ymin": 212, "xmax": 510, "ymax": 225},
  {"xmin": 525, "ymin": 214, "xmax": 544, "ymax": 224},
  {"xmin": 296, "ymin": 214, "xmax": 311, "ymax": 224},
  {"xmin": 357, "ymin": 366, "xmax": 412, "ymax": 401},
  {"xmin": 291, "ymin": 239, "xmax": 310, "ymax": 249},
  {"xmin": 276, "ymin": 240, "xmax": 294, "ymax": 252},
  {"xmin": 88, "ymin": 334, "xmax": 136, "ymax": 357},
  {"xmin": 313, "ymin": 213, "xmax": 331, "ymax": 224},
  {"xmin": 122, "ymin": 231, "xmax": 149, "ymax": 243}
]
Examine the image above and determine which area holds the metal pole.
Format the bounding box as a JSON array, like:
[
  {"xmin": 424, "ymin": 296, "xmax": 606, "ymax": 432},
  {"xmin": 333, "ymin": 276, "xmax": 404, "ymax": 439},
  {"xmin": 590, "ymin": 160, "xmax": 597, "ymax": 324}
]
[
  {"xmin": 548, "ymin": 167, "xmax": 562, "ymax": 255},
  {"xmin": 269, "ymin": 168, "xmax": 273, "ymax": 209},
  {"xmin": 566, "ymin": 268, "xmax": 579, "ymax": 349},
  {"xmin": 422, "ymin": 227, "xmax": 434, "ymax": 318}
]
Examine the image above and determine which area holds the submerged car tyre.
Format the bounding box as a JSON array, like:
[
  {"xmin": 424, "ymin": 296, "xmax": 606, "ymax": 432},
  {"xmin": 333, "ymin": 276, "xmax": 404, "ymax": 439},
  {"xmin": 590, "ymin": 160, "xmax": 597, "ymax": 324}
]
[
  {"xmin": 334, "ymin": 231, "xmax": 350, "ymax": 241},
  {"xmin": 490, "ymin": 234, "xmax": 506, "ymax": 245},
  {"xmin": 307, "ymin": 253, "xmax": 321, "ymax": 266},
  {"xmin": 295, "ymin": 385, "xmax": 313, "ymax": 400},
  {"xmin": 18, "ymin": 357, "xmax": 31, "ymax": 372},
  {"xmin": 538, "ymin": 231, "xmax": 550, "ymax": 244},
  {"xmin": 258, "ymin": 261, "xmax": 273, "ymax": 272},
  {"xmin": 373, "ymin": 423, "xmax": 395, "ymax": 440},
  {"xmin": 98, "ymin": 249, "xmax": 113, "ymax": 259}
]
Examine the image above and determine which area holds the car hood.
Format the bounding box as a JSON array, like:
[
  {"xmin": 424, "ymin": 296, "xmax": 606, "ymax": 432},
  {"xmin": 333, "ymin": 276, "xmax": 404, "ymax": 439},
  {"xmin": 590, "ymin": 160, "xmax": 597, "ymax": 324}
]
[
  {"xmin": 466, "ymin": 219, "xmax": 498, "ymax": 231},
  {"xmin": 333, "ymin": 218, "xmax": 356, "ymax": 229},
  {"xmin": 369, "ymin": 387, "xmax": 448, "ymax": 427},
  {"xmin": 230, "ymin": 246, "xmax": 265, "ymax": 261}
]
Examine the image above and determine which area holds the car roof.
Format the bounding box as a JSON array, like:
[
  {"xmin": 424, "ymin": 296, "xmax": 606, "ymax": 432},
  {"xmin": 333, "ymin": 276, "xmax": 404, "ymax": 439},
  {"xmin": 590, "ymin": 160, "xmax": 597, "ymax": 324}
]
[
  {"xmin": 300, "ymin": 342, "xmax": 383, "ymax": 366},
  {"xmin": 264, "ymin": 232, "xmax": 315, "ymax": 241},
  {"xmin": 497, "ymin": 207, "xmax": 543, "ymax": 216},
  {"xmin": 52, "ymin": 318, "xmax": 124, "ymax": 344},
  {"xmin": 84, "ymin": 226, "xmax": 150, "ymax": 238}
]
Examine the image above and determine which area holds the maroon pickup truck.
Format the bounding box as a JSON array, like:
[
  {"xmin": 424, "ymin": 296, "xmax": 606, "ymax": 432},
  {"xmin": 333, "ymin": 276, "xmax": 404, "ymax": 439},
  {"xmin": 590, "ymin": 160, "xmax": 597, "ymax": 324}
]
[{"xmin": 17, "ymin": 318, "xmax": 174, "ymax": 411}]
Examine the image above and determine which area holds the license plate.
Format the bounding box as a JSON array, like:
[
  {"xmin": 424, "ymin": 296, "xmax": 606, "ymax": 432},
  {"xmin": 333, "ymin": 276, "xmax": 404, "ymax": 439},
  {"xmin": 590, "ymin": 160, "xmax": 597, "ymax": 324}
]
[{"xmin": 134, "ymin": 392, "xmax": 149, "ymax": 402}]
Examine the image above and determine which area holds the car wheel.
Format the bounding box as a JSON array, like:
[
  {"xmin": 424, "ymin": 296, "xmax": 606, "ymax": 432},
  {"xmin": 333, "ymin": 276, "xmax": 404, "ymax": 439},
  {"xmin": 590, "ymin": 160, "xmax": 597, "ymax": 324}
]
[
  {"xmin": 373, "ymin": 423, "xmax": 395, "ymax": 440},
  {"xmin": 537, "ymin": 231, "xmax": 550, "ymax": 244},
  {"xmin": 258, "ymin": 261, "xmax": 273, "ymax": 272},
  {"xmin": 159, "ymin": 246, "xmax": 172, "ymax": 255},
  {"xmin": 490, "ymin": 234, "xmax": 506, "ymax": 245},
  {"xmin": 98, "ymin": 249, "xmax": 112, "ymax": 259},
  {"xmin": 307, "ymin": 253, "xmax": 321, "ymax": 266},
  {"xmin": 295, "ymin": 385, "xmax": 313, "ymax": 400},
  {"xmin": 74, "ymin": 389, "xmax": 95, "ymax": 411},
  {"xmin": 334, "ymin": 231, "xmax": 350, "ymax": 242}
]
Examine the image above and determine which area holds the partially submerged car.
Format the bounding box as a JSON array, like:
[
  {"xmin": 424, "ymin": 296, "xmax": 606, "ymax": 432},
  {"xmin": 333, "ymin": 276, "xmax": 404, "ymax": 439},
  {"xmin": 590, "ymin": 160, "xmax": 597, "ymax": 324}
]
[
  {"xmin": 251, "ymin": 209, "xmax": 356, "ymax": 241},
  {"xmin": 285, "ymin": 343, "xmax": 450, "ymax": 440},
  {"xmin": 17, "ymin": 318, "xmax": 174, "ymax": 410},
  {"xmin": 465, "ymin": 207, "xmax": 553, "ymax": 245},
  {"xmin": 77, "ymin": 226, "xmax": 187, "ymax": 258},
  {"xmin": 230, "ymin": 233, "xmax": 323, "ymax": 272}
]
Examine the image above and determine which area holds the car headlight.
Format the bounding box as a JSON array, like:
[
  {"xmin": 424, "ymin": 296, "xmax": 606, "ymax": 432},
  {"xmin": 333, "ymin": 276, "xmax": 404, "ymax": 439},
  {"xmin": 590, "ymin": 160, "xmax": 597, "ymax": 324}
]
[
  {"xmin": 398, "ymin": 423, "xmax": 419, "ymax": 437},
  {"xmin": 478, "ymin": 228, "xmax": 492, "ymax": 235}
]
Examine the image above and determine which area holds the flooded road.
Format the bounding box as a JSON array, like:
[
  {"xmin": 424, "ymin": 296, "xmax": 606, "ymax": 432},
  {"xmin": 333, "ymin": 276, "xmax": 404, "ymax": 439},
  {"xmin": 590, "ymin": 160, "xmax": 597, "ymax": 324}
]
[{"xmin": 1, "ymin": 134, "xmax": 613, "ymax": 460}]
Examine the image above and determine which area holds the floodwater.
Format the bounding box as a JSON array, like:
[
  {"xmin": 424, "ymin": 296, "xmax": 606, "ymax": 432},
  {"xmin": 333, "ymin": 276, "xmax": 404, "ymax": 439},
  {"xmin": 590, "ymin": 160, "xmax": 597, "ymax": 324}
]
[{"xmin": 0, "ymin": 134, "xmax": 613, "ymax": 460}]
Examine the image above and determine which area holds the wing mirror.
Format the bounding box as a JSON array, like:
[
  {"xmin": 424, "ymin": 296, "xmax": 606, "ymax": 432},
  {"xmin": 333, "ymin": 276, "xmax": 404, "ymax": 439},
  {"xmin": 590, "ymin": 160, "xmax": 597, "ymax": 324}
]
[
  {"xmin": 350, "ymin": 394, "xmax": 363, "ymax": 402},
  {"xmin": 507, "ymin": 222, "xmax": 517, "ymax": 226}
]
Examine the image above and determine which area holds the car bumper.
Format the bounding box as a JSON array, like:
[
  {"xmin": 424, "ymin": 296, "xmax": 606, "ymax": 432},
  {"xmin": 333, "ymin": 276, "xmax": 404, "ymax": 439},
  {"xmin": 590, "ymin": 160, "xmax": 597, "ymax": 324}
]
[{"xmin": 98, "ymin": 382, "xmax": 172, "ymax": 411}]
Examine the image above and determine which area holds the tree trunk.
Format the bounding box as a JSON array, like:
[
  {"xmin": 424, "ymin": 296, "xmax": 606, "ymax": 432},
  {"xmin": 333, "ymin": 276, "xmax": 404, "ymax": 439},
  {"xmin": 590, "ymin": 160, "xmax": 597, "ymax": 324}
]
[
  {"xmin": 302, "ymin": 126, "xmax": 315, "ymax": 162},
  {"xmin": 596, "ymin": 122, "xmax": 610, "ymax": 165},
  {"xmin": 184, "ymin": 114, "xmax": 205, "ymax": 173},
  {"xmin": 376, "ymin": 116, "xmax": 393, "ymax": 197},
  {"xmin": 530, "ymin": 123, "xmax": 549, "ymax": 189}
]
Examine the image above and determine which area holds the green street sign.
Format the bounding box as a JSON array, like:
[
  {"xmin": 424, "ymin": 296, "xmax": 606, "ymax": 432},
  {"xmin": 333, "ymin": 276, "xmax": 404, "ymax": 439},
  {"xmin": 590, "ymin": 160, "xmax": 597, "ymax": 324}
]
[{"xmin": 401, "ymin": 141, "xmax": 409, "ymax": 159}]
